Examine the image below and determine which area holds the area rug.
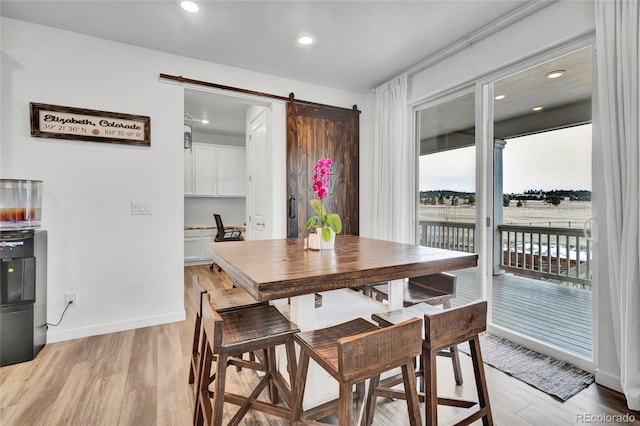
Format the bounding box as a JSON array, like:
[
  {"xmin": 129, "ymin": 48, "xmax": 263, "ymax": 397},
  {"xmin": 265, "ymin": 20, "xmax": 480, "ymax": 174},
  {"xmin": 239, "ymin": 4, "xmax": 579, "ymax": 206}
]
[{"xmin": 458, "ymin": 333, "xmax": 594, "ymax": 401}]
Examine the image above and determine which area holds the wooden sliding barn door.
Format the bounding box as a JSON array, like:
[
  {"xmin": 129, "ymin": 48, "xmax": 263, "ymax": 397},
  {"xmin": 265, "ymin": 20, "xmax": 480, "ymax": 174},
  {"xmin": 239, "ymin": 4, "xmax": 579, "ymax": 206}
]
[{"xmin": 286, "ymin": 95, "xmax": 360, "ymax": 238}]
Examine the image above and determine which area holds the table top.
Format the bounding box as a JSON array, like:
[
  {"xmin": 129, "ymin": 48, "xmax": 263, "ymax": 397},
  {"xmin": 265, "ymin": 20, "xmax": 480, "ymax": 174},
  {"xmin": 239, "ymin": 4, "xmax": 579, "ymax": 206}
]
[{"xmin": 207, "ymin": 235, "xmax": 478, "ymax": 301}]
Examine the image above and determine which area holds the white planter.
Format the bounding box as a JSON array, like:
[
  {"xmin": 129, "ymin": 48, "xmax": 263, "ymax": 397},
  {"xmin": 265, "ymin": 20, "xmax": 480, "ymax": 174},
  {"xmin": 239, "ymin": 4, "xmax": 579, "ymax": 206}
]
[{"xmin": 320, "ymin": 228, "xmax": 336, "ymax": 250}]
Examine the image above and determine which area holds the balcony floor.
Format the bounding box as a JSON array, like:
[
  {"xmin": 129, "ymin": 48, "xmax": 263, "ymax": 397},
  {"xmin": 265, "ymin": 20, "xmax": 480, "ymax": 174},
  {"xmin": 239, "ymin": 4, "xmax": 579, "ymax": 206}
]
[{"xmin": 450, "ymin": 268, "xmax": 593, "ymax": 360}]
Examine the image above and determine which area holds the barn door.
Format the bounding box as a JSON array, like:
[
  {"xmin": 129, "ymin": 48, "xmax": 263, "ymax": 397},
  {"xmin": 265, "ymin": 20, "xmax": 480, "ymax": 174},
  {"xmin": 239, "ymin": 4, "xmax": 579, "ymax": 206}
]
[{"xmin": 286, "ymin": 95, "xmax": 359, "ymax": 238}]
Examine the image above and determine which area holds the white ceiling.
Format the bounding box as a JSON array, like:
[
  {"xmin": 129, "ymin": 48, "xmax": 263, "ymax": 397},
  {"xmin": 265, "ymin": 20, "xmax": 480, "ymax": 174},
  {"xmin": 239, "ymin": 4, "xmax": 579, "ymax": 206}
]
[
  {"xmin": 1, "ymin": 0, "xmax": 532, "ymax": 93},
  {"xmin": 184, "ymin": 89, "xmax": 250, "ymax": 136},
  {"xmin": 1, "ymin": 0, "xmax": 545, "ymax": 137}
]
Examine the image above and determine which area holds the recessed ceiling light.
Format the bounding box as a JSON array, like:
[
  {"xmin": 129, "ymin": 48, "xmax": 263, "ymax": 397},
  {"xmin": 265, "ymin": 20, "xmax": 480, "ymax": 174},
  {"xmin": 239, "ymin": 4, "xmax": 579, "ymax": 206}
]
[
  {"xmin": 201, "ymin": 119, "xmax": 209, "ymax": 124},
  {"xmin": 298, "ymin": 35, "xmax": 314, "ymax": 46},
  {"xmin": 495, "ymin": 95, "xmax": 506, "ymax": 100},
  {"xmin": 181, "ymin": 1, "xmax": 199, "ymax": 13},
  {"xmin": 532, "ymin": 106, "xmax": 544, "ymax": 111},
  {"xmin": 545, "ymin": 70, "xmax": 565, "ymax": 79}
]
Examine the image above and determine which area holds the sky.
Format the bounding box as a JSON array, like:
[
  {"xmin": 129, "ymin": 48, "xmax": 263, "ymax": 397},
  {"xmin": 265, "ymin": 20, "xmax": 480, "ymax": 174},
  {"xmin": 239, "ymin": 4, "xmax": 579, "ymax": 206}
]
[{"xmin": 419, "ymin": 123, "xmax": 592, "ymax": 194}]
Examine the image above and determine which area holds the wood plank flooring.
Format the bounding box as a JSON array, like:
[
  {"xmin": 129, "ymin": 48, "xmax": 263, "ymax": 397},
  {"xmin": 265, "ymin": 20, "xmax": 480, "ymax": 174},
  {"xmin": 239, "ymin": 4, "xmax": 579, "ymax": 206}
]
[{"xmin": 0, "ymin": 265, "xmax": 637, "ymax": 425}]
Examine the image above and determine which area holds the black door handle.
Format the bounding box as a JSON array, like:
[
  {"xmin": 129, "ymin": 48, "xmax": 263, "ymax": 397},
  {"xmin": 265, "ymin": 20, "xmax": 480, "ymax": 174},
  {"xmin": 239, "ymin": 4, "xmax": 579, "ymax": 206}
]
[{"xmin": 288, "ymin": 197, "xmax": 296, "ymax": 219}]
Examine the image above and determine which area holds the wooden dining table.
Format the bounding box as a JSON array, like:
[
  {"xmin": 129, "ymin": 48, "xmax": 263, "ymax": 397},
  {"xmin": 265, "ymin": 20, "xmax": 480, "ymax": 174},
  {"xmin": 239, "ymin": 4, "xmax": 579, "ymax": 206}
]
[
  {"xmin": 208, "ymin": 235, "xmax": 479, "ymax": 410},
  {"xmin": 207, "ymin": 235, "xmax": 478, "ymax": 330}
]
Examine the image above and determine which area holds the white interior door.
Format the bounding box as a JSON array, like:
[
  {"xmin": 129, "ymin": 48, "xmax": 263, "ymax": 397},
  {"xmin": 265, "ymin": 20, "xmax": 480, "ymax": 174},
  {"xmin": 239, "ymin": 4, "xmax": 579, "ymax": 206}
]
[{"xmin": 248, "ymin": 109, "xmax": 268, "ymax": 240}]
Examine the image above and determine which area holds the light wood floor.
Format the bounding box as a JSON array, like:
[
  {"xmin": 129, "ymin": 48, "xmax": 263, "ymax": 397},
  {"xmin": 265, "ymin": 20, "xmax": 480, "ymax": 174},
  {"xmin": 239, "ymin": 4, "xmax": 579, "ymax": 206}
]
[{"xmin": 1, "ymin": 265, "xmax": 637, "ymax": 425}]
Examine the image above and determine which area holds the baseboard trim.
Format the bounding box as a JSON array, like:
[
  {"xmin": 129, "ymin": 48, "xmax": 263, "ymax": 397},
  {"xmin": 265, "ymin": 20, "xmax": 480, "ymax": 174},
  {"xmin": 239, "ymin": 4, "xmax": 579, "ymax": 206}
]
[
  {"xmin": 46, "ymin": 310, "xmax": 186, "ymax": 343},
  {"xmin": 595, "ymin": 368, "xmax": 623, "ymax": 393},
  {"xmin": 184, "ymin": 260, "xmax": 212, "ymax": 266}
]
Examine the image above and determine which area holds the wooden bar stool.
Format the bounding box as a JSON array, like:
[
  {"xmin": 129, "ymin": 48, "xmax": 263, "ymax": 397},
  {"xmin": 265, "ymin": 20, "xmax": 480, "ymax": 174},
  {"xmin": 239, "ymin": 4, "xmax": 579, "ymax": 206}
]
[
  {"xmin": 369, "ymin": 272, "xmax": 463, "ymax": 385},
  {"xmin": 188, "ymin": 276, "xmax": 266, "ymax": 388},
  {"xmin": 290, "ymin": 317, "xmax": 423, "ymax": 426},
  {"xmin": 372, "ymin": 302, "xmax": 463, "ymax": 387},
  {"xmin": 369, "ymin": 300, "xmax": 492, "ymax": 426},
  {"xmin": 195, "ymin": 293, "xmax": 300, "ymax": 426}
]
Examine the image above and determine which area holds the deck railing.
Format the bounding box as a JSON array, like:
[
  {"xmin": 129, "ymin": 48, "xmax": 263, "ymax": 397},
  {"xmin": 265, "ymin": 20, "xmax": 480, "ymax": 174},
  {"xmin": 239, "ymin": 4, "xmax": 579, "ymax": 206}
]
[
  {"xmin": 419, "ymin": 220, "xmax": 593, "ymax": 289},
  {"xmin": 499, "ymin": 224, "xmax": 592, "ymax": 288},
  {"xmin": 420, "ymin": 220, "xmax": 476, "ymax": 253}
]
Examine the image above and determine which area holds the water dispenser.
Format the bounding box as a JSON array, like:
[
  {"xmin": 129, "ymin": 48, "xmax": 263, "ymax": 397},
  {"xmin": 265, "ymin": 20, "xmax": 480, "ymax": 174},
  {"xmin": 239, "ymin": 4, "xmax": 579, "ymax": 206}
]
[{"xmin": 0, "ymin": 179, "xmax": 47, "ymax": 366}]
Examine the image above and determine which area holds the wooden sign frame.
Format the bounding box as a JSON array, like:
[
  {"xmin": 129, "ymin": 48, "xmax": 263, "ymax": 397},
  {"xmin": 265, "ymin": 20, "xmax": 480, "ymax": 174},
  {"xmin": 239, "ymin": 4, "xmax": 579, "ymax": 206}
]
[{"xmin": 30, "ymin": 102, "xmax": 151, "ymax": 146}]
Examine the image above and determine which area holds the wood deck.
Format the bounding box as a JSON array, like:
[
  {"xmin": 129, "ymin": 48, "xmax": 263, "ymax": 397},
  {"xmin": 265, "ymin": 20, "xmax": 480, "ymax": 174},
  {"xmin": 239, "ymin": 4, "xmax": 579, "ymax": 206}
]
[{"xmin": 450, "ymin": 268, "xmax": 593, "ymax": 359}]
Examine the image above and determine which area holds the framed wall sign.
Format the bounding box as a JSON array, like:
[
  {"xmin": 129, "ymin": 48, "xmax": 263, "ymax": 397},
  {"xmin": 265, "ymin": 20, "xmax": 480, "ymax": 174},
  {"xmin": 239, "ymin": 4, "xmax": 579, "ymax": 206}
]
[{"xmin": 30, "ymin": 103, "xmax": 151, "ymax": 147}]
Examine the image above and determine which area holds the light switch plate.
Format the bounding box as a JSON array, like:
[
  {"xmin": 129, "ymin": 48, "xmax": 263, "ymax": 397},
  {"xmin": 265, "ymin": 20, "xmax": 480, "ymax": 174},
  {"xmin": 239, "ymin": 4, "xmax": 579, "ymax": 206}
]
[{"xmin": 131, "ymin": 201, "xmax": 152, "ymax": 215}]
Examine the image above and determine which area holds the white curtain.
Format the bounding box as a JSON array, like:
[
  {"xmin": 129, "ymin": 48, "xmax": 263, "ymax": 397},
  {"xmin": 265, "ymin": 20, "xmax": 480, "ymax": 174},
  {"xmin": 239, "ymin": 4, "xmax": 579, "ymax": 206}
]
[
  {"xmin": 372, "ymin": 75, "xmax": 415, "ymax": 244},
  {"xmin": 595, "ymin": 0, "xmax": 640, "ymax": 410}
]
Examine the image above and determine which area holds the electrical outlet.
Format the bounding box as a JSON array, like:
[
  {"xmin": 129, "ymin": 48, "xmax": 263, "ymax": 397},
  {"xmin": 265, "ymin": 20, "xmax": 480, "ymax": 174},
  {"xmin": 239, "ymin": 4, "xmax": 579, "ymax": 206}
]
[{"xmin": 65, "ymin": 292, "xmax": 78, "ymax": 307}]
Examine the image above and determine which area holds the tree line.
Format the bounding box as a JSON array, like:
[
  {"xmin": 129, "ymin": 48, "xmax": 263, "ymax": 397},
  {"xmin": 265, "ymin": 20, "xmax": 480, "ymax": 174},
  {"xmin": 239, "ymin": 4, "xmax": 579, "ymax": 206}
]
[{"xmin": 420, "ymin": 189, "xmax": 591, "ymax": 207}]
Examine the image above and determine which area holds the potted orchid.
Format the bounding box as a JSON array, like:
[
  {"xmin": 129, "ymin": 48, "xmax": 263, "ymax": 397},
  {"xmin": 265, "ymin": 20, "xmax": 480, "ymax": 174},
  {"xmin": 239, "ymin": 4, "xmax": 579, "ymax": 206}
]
[{"xmin": 305, "ymin": 158, "xmax": 342, "ymax": 248}]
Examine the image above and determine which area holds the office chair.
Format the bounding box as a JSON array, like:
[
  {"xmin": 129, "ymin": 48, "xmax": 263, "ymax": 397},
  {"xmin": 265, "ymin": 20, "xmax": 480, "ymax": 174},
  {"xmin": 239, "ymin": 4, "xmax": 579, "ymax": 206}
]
[{"xmin": 210, "ymin": 214, "xmax": 244, "ymax": 272}]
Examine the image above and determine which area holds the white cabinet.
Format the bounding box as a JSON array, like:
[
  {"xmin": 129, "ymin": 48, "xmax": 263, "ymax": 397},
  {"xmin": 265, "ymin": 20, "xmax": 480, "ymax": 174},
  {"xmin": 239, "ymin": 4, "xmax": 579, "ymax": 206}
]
[
  {"xmin": 184, "ymin": 229, "xmax": 201, "ymax": 262},
  {"xmin": 200, "ymin": 229, "xmax": 217, "ymax": 260},
  {"xmin": 215, "ymin": 146, "xmax": 246, "ymax": 196},
  {"xmin": 184, "ymin": 228, "xmax": 217, "ymax": 263},
  {"xmin": 185, "ymin": 143, "xmax": 245, "ymax": 197},
  {"xmin": 193, "ymin": 144, "xmax": 216, "ymax": 195}
]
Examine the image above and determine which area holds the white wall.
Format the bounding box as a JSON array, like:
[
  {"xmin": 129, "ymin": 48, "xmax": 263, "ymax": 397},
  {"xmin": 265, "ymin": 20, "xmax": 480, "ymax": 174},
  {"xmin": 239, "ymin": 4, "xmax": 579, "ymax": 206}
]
[
  {"xmin": 184, "ymin": 197, "xmax": 245, "ymax": 227},
  {"xmin": 192, "ymin": 132, "xmax": 244, "ymax": 147},
  {"xmin": 1, "ymin": 17, "xmax": 369, "ymax": 342}
]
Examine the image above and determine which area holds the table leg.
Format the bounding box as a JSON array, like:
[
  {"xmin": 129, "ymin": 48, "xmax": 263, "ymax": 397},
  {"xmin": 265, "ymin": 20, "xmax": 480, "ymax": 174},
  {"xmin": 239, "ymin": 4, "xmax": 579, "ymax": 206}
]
[
  {"xmin": 290, "ymin": 293, "xmax": 316, "ymax": 332},
  {"xmin": 387, "ymin": 278, "xmax": 405, "ymax": 311}
]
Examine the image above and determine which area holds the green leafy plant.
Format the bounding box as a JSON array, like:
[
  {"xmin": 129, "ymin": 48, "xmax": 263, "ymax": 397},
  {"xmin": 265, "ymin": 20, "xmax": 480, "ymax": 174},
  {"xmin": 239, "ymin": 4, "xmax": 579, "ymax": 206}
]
[{"xmin": 305, "ymin": 158, "xmax": 342, "ymax": 242}]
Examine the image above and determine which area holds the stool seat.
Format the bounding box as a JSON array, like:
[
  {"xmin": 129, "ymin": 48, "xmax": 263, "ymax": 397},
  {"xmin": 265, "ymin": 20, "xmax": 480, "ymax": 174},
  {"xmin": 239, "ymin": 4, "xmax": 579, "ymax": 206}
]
[
  {"xmin": 294, "ymin": 318, "xmax": 379, "ymax": 378},
  {"xmin": 210, "ymin": 287, "xmax": 266, "ymax": 313},
  {"xmin": 372, "ymin": 302, "xmax": 442, "ymax": 326},
  {"xmin": 370, "ymin": 272, "xmax": 456, "ymax": 307},
  {"xmin": 291, "ymin": 317, "xmax": 423, "ymax": 426},
  {"xmin": 218, "ymin": 304, "xmax": 300, "ymax": 351}
]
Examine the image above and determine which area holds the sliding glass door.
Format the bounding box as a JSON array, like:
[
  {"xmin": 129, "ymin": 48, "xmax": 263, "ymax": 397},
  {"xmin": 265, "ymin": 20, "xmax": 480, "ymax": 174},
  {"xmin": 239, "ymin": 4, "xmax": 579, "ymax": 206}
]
[
  {"xmin": 417, "ymin": 91, "xmax": 478, "ymax": 304},
  {"xmin": 489, "ymin": 46, "xmax": 594, "ymax": 365}
]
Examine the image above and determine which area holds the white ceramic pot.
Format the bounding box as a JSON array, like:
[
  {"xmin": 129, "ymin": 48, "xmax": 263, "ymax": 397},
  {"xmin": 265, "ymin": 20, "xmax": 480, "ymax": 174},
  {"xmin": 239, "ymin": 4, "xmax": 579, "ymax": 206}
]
[{"xmin": 320, "ymin": 228, "xmax": 336, "ymax": 250}]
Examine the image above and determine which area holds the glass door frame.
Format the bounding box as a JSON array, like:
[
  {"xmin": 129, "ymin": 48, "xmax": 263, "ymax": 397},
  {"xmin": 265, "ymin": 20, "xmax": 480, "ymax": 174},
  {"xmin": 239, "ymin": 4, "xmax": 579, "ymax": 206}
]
[
  {"xmin": 412, "ymin": 85, "xmax": 484, "ymax": 304},
  {"xmin": 412, "ymin": 36, "xmax": 597, "ymax": 372},
  {"xmin": 475, "ymin": 38, "xmax": 597, "ymax": 372}
]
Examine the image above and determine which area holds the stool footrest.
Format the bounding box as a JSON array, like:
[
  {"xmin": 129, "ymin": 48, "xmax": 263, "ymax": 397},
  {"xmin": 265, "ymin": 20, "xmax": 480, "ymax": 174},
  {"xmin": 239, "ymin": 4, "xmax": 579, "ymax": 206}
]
[
  {"xmin": 299, "ymin": 398, "xmax": 339, "ymax": 422},
  {"xmin": 224, "ymin": 392, "xmax": 291, "ymax": 419},
  {"xmin": 437, "ymin": 397, "xmax": 477, "ymax": 408},
  {"xmin": 374, "ymin": 387, "xmax": 426, "ymax": 403},
  {"xmin": 225, "ymin": 356, "xmax": 266, "ymax": 371},
  {"xmin": 299, "ymin": 390, "xmax": 367, "ymax": 423},
  {"xmin": 376, "ymin": 370, "xmax": 422, "ymax": 392}
]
